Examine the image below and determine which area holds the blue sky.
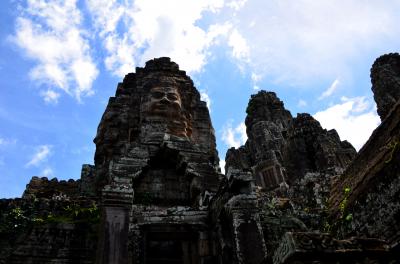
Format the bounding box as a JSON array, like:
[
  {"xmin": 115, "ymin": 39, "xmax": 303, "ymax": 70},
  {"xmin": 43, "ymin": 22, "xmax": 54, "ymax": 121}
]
[{"xmin": 1, "ymin": 0, "xmax": 399, "ymax": 198}]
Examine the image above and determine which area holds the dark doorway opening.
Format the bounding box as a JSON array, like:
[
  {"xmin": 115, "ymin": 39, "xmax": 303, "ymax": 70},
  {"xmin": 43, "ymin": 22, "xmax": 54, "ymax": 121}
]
[{"xmin": 144, "ymin": 226, "xmax": 199, "ymax": 264}]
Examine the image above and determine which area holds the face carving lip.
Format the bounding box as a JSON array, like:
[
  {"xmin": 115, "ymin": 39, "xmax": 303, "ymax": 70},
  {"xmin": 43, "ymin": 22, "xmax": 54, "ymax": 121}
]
[
  {"xmin": 149, "ymin": 86, "xmax": 182, "ymax": 112},
  {"xmin": 142, "ymin": 83, "xmax": 190, "ymax": 137}
]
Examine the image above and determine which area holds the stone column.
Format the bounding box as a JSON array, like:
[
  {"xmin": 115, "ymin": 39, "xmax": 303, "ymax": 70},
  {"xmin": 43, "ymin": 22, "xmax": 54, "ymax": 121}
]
[{"xmin": 97, "ymin": 206, "xmax": 130, "ymax": 264}]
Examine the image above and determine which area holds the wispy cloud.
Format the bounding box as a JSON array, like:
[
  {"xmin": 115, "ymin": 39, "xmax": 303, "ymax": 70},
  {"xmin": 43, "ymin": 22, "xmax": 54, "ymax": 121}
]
[
  {"xmin": 221, "ymin": 121, "xmax": 247, "ymax": 148},
  {"xmin": 26, "ymin": 145, "xmax": 52, "ymax": 167},
  {"xmin": 12, "ymin": 0, "xmax": 98, "ymax": 102},
  {"xmin": 318, "ymin": 79, "xmax": 340, "ymax": 100},
  {"xmin": 314, "ymin": 97, "xmax": 380, "ymax": 150}
]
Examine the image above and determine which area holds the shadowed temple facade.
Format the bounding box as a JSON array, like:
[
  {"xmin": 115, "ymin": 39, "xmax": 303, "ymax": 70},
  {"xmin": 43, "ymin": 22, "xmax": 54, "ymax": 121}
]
[{"xmin": 1, "ymin": 55, "xmax": 400, "ymax": 263}]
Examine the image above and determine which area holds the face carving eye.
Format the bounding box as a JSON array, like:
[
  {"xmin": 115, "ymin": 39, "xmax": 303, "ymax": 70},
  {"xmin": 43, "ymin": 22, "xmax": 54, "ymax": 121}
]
[
  {"xmin": 167, "ymin": 93, "xmax": 178, "ymax": 101},
  {"xmin": 152, "ymin": 91, "xmax": 164, "ymax": 99}
]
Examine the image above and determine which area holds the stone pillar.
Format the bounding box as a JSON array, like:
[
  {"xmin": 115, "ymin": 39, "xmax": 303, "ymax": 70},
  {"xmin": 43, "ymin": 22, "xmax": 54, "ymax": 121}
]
[
  {"xmin": 97, "ymin": 206, "xmax": 130, "ymax": 264},
  {"xmin": 225, "ymin": 170, "xmax": 268, "ymax": 263}
]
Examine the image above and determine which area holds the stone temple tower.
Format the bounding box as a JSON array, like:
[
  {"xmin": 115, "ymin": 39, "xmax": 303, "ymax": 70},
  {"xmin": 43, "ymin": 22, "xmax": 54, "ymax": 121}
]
[{"xmin": 93, "ymin": 57, "xmax": 222, "ymax": 263}]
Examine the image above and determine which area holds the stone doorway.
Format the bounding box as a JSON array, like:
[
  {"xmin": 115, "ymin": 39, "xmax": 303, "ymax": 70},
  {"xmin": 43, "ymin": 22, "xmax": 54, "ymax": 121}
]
[{"xmin": 143, "ymin": 225, "xmax": 199, "ymax": 264}]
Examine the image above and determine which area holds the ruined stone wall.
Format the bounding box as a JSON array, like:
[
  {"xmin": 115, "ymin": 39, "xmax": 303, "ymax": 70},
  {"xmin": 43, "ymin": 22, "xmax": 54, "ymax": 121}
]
[
  {"xmin": 329, "ymin": 54, "xmax": 400, "ymax": 245},
  {"xmin": 0, "ymin": 195, "xmax": 99, "ymax": 264},
  {"xmin": 22, "ymin": 176, "xmax": 80, "ymax": 200}
]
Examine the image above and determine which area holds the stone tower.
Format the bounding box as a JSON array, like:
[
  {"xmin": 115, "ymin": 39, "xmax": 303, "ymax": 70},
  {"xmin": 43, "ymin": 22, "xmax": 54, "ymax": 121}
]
[
  {"xmin": 93, "ymin": 57, "xmax": 222, "ymax": 263},
  {"xmin": 226, "ymin": 91, "xmax": 356, "ymax": 189}
]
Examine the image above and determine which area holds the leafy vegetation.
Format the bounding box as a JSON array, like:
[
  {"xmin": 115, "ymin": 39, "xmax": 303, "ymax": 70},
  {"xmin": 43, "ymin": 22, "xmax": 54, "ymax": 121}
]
[
  {"xmin": 385, "ymin": 140, "xmax": 398, "ymax": 164},
  {"xmin": 0, "ymin": 200, "xmax": 99, "ymax": 235}
]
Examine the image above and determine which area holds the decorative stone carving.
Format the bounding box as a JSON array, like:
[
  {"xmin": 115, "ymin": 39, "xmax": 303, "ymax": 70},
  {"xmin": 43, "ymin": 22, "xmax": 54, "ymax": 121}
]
[{"xmin": 141, "ymin": 79, "xmax": 191, "ymax": 138}]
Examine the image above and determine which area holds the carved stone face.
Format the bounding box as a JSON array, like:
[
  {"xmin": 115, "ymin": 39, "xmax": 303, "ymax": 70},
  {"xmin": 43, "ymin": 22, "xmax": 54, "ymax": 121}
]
[
  {"xmin": 147, "ymin": 86, "xmax": 182, "ymax": 116},
  {"xmin": 142, "ymin": 83, "xmax": 191, "ymax": 138}
]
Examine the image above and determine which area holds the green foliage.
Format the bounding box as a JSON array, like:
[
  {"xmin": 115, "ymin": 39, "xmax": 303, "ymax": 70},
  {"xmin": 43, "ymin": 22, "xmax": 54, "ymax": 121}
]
[
  {"xmin": 322, "ymin": 187, "xmax": 353, "ymax": 234},
  {"xmin": 345, "ymin": 213, "xmax": 353, "ymax": 222},
  {"xmin": 56, "ymin": 202, "xmax": 100, "ymax": 224},
  {"xmin": 322, "ymin": 221, "xmax": 332, "ymax": 233},
  {"xmin": 11, "ymin": 207, "xmax": 24, "ymax": 218},
  {"xmin": 0, "ymin": 201, "xmax": 99, "ymax": 235},
  {"xmin": 0, "ymin": 206, "xmax": 29, "ymax": 234},
  {"xmin": 266, "ymin": 200, "xmax": 276, "ymax": 210},
  {"xmin": 32, "ymin": 217, "xmax": 45, "ymax": 223},
  {"xmin": 385, "ymin": 140, "xmax": 398, "ymax": 164},
  {"xmin": 339, "ymin": 186, "xmax": 351, "ymax": 219}
]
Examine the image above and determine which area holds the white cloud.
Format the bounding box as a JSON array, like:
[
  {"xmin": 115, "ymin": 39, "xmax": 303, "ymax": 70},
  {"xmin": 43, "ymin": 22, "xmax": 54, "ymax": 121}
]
[
  {"xmin": 26, "ymin": 145, "xmax": 52, "ymax": 167},
  {"xmin": 298, "ymin": 99, "xmax": 307, "ymax": 107},
  {"xmin": 41, "ymin": 167, "xmax": 54, "ymax": 177},
  {"xmin": 87, "ymin": 0, "xmax": 228, "ymax": 76},
  {"xmin": 200, "ymin": 89, "xmax": 212, "ymax": 110},
  {"xmin": 227, "ymin": 0, "xmax": 248, "ymax": 11},
  {"xmin": 251, "ymin": 72, "xmax": 262, "ymax": 90},
  {"xmin": 41, "ymin": 89, "xmax": 60, "ymax": 104},
  {"xmin": 220, "ymin": 1, "xmax": 400, "ymax": 85},
  {"xmin": 221, "ymin": 121, "xmax": 247, "ymax": 148},
  {"xmin": 236, "ymin": 122, "xmax": 247, "ymax": 145},
  {"xmin": 228, "ymin": 29, "xmax": 250, "ymax": 61},
  {"xmin": 12, "ymin": 0, "xmax": 98, "ymax": 102},
  {"xmin": 251, "ymin": 72, "xmax": 262, "ymax": 83},
  {"xmin": 219, "ymin": 159, "xmax": 226, "ymax": 174},
  {"xmin": 318, "ymin": 79, "xmax": 340, "ymax": 100},
  {"xmin": 0, "ymin": 137, "xmax": 17, "ymax": 147},
  {"xmin": 313, "ymin": 97, "xmax": 380, "ymax": 151}
]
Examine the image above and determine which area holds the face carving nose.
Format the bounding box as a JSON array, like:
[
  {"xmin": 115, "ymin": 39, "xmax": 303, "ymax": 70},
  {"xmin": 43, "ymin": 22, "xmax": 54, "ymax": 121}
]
[{"xmin": 159, "ymin": 95, "xmax": 171, "ymax": 104}]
